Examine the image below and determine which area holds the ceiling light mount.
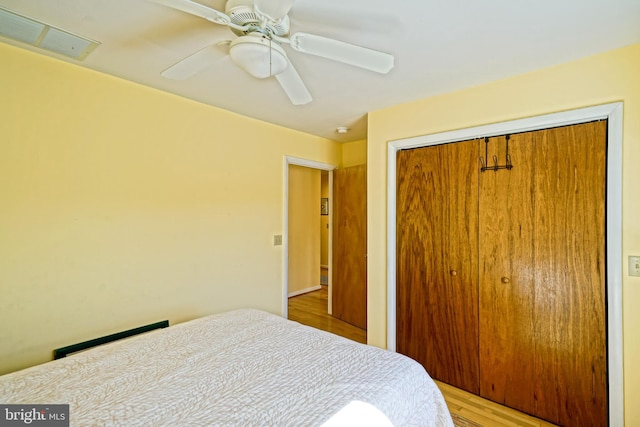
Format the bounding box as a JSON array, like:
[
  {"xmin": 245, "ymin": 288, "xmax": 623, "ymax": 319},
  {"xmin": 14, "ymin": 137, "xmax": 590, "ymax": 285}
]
[{"xmin": 336, "ymin": 127, "xmax": 349, "ymax": 134}]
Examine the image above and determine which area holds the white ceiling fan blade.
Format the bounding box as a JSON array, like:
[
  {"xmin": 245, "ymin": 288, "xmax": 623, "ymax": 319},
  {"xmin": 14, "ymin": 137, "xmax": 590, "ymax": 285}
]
[
  {"xmin": 161, "ymin": 43, "xmax": 227, "ymax": 80},
  {"xmin": 149, "ymin": 0, "xmax": 230, "ymax": 25},
  {"xmin": 288, "ymin": 32, "xmax": 394, "ymax": 74},
  {"xmin": 254, "ymin": 0, "xmax": 296, "ymax": 21},
  {"xmin": 275, "ymin": 60, "xmax": 312, "ymax": 105}
]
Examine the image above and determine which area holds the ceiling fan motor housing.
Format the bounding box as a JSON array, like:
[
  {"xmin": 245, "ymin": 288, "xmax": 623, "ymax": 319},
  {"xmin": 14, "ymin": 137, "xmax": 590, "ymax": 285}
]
[{"xmin": 225, "ymin": 0, "xmax": 290, "ymax": 37}]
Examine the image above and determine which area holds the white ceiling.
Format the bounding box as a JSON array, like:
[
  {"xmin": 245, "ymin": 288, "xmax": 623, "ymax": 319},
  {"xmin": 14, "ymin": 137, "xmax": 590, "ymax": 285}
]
[{"xmin": 1, "ymin": 0, "xmax": 639, "ymax": 142}]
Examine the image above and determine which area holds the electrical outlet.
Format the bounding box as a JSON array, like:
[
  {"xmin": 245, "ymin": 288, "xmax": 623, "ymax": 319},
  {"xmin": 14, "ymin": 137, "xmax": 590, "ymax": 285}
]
[
  {"xmin": 273, "ymin": 235, "xmax": 283, "ymax": 246},
  {"xmin": 630, "ymin": 256, "xmax": 640, "ymax": 277}
]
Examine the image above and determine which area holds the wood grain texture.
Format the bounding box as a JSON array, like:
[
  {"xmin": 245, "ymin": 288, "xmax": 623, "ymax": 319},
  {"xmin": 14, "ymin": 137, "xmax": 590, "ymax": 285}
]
[
  {"xmin": 396, "ymin": 140, "xmax": 480, "ymax": 394},
  {"xmin": 479, "ymin": 132, "xmax": 537, "ymax": 412},
  {"xmin": 395, "ymin": 121, "xmax": 607, "ymax": 426},
  {"xmin": 531, "ymin": 121, "xmax": 607, "ymax": 426},
  {"xmin": 332, "ymin": 164, "xmax": 367, "ymax": 330},
  {"xmin": 479, "ymin": 122, "xmax": 607, "ymax": 425}
]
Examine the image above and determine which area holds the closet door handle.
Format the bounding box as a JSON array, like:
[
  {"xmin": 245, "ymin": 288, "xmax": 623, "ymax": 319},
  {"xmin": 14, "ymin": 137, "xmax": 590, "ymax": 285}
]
[
  {"xmin": 501, "ymin": 277, "xmax": 510, "ymax": 284},
  {"xmin": 450, "ymin": 270, "xmax": 458, "ymax": 276}
]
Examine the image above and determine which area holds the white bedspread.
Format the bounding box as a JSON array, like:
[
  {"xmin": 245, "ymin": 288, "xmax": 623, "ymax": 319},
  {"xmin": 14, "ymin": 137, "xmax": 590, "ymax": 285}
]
[{"xmin": 0, "ymin": 309, "xmax": 453, "ymax": 426}]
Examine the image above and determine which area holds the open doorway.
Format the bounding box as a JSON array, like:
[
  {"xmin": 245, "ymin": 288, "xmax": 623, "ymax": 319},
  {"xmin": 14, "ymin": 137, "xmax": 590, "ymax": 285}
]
[
  {"xmin": 283, "ymin": 156, "xmax": 367, "ymax": 344},
  {"xmin": 286, "ymin": 164, "xmax": 325, "ymax": 299},
  {"xmin": 282, "ymin": 156, "xmax": 335, "ymax": 321}
]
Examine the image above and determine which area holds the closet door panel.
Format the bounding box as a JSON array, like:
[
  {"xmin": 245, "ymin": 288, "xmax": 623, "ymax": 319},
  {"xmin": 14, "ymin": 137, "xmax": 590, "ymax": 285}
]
[
  {"xmin": 443, "ymin": 140, "xmax": 480, "ymax": 393},
  {"xmin": 478, "ymin": 132, "xmax": 536, "ymax": 412},
  {"xmin": 396, "ymin": 145, "xmax": 444, "ymax": 382},
  {"xmin": 396, "ymin": 140, "xmax": 479, "ymax": 393},
  {"xmin": 532, "ymin": 121, "xmax": 607, "ymax": 427}
]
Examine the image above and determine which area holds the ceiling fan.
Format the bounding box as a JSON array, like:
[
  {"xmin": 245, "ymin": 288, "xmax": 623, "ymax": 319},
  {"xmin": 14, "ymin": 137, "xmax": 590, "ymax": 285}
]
[{"xmin": 150, "ymin": 0, "xmax": 395, "ymax": 105}]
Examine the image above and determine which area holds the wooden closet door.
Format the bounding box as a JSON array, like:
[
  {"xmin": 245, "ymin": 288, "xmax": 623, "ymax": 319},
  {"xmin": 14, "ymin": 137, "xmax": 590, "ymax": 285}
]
[
  {"xmin": 532, "ymin": 121, "xmax": 607, "ymax": 426},
  {"xmin": 479, "ymin": 132, "xmax": 537, "ymax": 413},
  {"xmin": 479, "ymin": 122, "xmax": 607, "ymax": 426},
  {"xmin": 396, "ymin": 140, "xmax": 479, "ymax": 394}
]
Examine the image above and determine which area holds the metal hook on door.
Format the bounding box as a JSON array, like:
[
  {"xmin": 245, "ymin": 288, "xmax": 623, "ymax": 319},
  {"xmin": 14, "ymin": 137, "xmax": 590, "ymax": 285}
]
[{"xmin": 480, "ymin": 135, "xmax": 514, "ymax": 172}]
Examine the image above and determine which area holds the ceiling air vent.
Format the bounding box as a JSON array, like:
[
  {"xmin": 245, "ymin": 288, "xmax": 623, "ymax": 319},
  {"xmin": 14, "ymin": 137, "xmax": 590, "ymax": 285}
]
[{"xmin": 0, "ymin": 6, "xmax": 99, "ymax": 61}]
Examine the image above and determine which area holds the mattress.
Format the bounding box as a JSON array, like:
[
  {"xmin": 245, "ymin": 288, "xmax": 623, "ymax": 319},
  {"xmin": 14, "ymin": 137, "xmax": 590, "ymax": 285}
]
[{"xmin": 0, "ymin": 309, "xmax": 454, "ymax": 426}]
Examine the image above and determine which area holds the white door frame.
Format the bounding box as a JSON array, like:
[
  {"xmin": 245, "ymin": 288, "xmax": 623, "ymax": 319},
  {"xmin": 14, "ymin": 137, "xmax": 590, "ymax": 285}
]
[
  {"xmin": 386, "ymin": 102, "xmax": 624, "ymax": 426},
  {"xmin": 283, "ymin": 156, "xmax": 337, "ymax": 319}
]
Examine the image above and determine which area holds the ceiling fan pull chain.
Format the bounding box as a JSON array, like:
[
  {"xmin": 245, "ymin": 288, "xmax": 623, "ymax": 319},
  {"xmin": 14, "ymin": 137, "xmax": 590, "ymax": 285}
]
[{"xmin": 269, "ymin": 37, "xmax": 272, "ymax": 77}]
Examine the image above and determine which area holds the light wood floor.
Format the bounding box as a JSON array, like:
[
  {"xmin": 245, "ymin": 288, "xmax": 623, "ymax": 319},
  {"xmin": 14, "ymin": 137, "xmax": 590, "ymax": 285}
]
[
  {"xmin": 437, "ymin": 380, "xmax": 557, "ymax": 427},
  {"xmin": 288, "ymin": 286, "xmax": 556, "ymax": 427},
  {"xmin": 288, "ymin": 286, "xmax": 366, "ymax": 344}
]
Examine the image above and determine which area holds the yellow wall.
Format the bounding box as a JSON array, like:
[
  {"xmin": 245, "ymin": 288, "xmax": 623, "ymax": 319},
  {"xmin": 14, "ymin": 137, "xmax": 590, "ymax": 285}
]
[
  {"xmin": 0, "ymin": 43, "xmax": 340, "ymax": 374},
  {"xmin": 287, "ymin": 165, "xmax": 321, "ymax": 294},
  {"xmin": 367, "ymin": 42, "xmax": 640, "ymax": 425},
  {"xmin": 341, "ymin": 139, "xmax": 367, "ymax": 167}
]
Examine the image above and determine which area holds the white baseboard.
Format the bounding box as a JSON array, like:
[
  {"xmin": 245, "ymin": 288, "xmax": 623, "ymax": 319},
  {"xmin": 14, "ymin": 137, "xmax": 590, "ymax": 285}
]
[{"xmin": 288, "ymin": 285, "xmax": 322, "ymax": 298}]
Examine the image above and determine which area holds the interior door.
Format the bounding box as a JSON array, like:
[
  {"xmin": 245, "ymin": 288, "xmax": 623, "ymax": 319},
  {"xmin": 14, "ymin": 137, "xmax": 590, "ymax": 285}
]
[
  {"xmin": 332, "ymin": 164, "xmax": 367, "ymax": 329},
  {"xmin": 396, "ymin": 140, "xmax": 480, "ymax": 393},
  {"xmin": 530, "ymin": 121, "xmax": 607, "ymax": 426},
  {"xmin": 478, "ymin": 132, "xmax": 537, "ymax": 413},
  {"xmin": 479, "ymin": 122, "xmax": 607, "ymax": 426}
]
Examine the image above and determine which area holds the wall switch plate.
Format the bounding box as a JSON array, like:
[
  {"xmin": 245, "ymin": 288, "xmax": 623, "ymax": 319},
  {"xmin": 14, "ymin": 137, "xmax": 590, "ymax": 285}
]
[
  {"xmin": 273, "ymin": 235, "xmax": 283, "ymax": 246},
  {"xmin": 629, "ymin": 256, "xmax": 640, "ymax": 277}
]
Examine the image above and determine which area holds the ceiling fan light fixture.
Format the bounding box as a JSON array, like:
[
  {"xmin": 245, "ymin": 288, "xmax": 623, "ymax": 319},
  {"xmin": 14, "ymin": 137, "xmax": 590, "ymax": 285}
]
[{"xmin": 229, "ymin": 36, "xmax": 288, "ymax": 79}]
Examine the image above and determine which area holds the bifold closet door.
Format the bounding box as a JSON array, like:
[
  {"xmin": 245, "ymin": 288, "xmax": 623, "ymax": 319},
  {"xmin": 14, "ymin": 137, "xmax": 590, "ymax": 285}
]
[
  {"xmin": 396, "ymin": 139, "xmax": 480, "ymax": 394},
  {"xmin": 478, "ymin": 131, "xmax": 537, "ymax": 414},
  {"xmin": 479, "ymin": 121, "xmax": 607, "ymax": 427},
  {"xmin": 531, "ymin": 122, "xmax": 607, "ymax": 426}
]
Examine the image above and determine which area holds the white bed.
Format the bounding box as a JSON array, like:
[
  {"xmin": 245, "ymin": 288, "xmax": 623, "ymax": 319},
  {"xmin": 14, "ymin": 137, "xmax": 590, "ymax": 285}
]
[{"xmin": 0, "ymin": 309, "xmax": 454, "ymax": 426}]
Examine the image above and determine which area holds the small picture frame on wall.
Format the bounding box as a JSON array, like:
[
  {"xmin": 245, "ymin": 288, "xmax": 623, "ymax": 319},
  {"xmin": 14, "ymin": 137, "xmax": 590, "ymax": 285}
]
[{"xmin": 321, "ymin": 198, "xmax": 329, "ymax": 215}]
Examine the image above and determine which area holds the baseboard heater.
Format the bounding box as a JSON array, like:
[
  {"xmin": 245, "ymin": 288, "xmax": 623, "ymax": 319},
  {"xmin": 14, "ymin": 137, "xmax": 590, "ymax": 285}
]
[{"xmin": 53, "ymin": 320, "xmax": 169, "ymax": 359}]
